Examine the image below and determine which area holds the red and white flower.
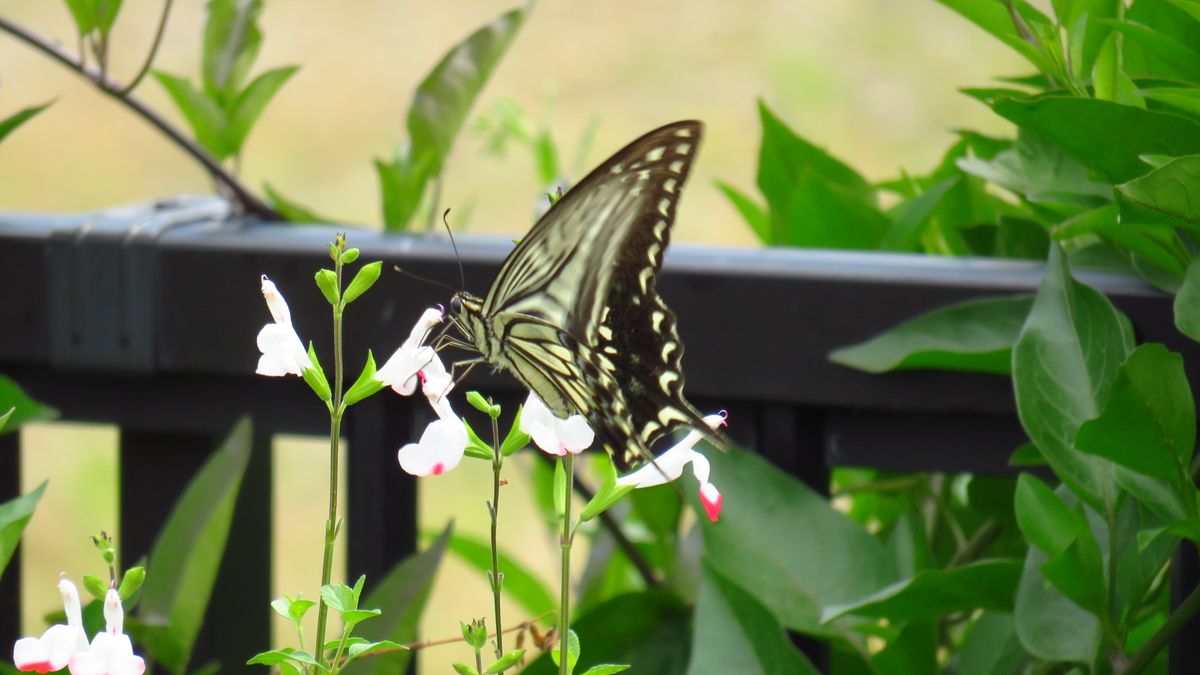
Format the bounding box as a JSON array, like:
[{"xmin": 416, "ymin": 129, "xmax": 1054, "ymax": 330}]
[
  {"xmin": 13, "ymin": 578, "xmax": 88, "ymax": 673},
  {"xmin": 375, "ymin": 308, "xmax": 446, "ymax": 397},
  {"xmin": 519, "ymin": 392, "xmax": 595, "ymax": 456},
  {"xmin": 67, "ymin": 589, "xmax": 145, "ymax": 675},
  {"xmin": 397, "ymin": 394, "xmax": 467, "ymax": 476},
  {"xmin": 617, "ymin": 411, "xmax": 727, "ymax": 522},
  {"xmin": 255, "ymin": 275, "xmax": 311, "ymax": 378}
]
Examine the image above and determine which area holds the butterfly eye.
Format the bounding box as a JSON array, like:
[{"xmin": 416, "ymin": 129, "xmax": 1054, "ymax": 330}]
[{"xmin": 450, "ymin": 295, "xmax": 463, "ymax": 315}]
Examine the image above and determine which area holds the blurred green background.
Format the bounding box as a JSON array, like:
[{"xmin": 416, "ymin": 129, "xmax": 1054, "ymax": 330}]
[{"xmin": 4, "ymin": 0, "xmax": 1024, "ymax": 671}]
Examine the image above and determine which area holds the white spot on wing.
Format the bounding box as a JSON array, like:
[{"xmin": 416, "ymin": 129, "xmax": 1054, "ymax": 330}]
[
  {"xmin": 651, "ymin": 310, "xmax": 665, "ymax": 331},
  {"xmin": 669, "ymin": 160, "xmax": 684, "ymax": 173}
]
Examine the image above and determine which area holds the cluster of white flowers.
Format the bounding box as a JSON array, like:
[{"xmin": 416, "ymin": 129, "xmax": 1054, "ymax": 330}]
[
  {"xmin": 13, "ymin": 579, "xmax": 144, "ymax": 675},
  {"xmin": 254, "ymin": 276, "xmax": 725, "ymax": 519}
]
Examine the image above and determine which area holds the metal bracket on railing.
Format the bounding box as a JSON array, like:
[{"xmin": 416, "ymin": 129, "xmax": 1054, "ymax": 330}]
[{"xmin": 48, "ymin": 196, "xmax": 231, "ymax": 372}]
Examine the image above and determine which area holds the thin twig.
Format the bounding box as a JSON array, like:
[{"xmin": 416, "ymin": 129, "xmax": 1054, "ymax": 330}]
[
  {"xmin": 333, "ymin": 611, "xmax": 554, "ymax": 663},
  {"xmin": 0, "ymin": 14, "xmax": 281, "ymax": 220},
  {"xmin": 947, "ymin": 521, "xmax": 1002, "ymax": 568},
  {"xmin": 121, "ymin": 0, "xmax": 174, "ymax": 95}
]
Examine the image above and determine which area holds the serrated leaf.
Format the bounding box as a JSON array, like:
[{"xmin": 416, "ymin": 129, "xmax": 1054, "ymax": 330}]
[{"xmin": 137, "ymin": 418, "xmax": 252, "ymax": 673}]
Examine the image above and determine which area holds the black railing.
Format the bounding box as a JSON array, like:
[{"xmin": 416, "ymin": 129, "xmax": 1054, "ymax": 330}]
[{"xmin": 2, "ymin": 197, "xmax": 1197, "ymax": 672}]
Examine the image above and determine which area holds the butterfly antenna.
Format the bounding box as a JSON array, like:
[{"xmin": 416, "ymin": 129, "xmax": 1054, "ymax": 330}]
[
  {"xmin": 392, "ymin": 265, "xmax": 457, "ymax": 292},
  {"xmin": 442, "ymin": 208, "xmax": 466, "ymax": 291}
]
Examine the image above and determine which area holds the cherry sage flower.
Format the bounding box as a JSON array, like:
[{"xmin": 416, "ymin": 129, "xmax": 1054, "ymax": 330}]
[
  {"xmin": 67, "ymin": 589, "xmax": 145, "ymax": 675},
  {"xmin": 255, "ymin": 275, "xmax": 311, "ymax": 378},
  {"xmin": 617, "ymin": 411, "xmax": 728, "ymax": 522},
  {"xmin": 13, "ymin": 578, "xmax": 88, "ymax": 673},
  {"xmin": 397, "ymin": 394, "xmax": 468, "ymax": 476},
  {"xmin": 519, "ymin": 391, "xmax": 595, "ymax": 456},
  {"xmin": 375, "ymin": 307, "xmax": 446, "ymax": 396}
]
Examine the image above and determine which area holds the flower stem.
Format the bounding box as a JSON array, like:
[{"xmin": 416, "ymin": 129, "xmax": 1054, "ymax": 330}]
[
  {"xmin": 314, "ymin": 256, "xmax": 347, "ymax": 666},
  {"xmin": 559, "ymin": 454, "xmax": 574, "ymax": 675},
  {"xmin": 121, "ymin": 0, "xmax": 174, "ymax": 95},
  {"xmin": 489, "ymin": 413, "xmax": 506, "ymax": 666}
]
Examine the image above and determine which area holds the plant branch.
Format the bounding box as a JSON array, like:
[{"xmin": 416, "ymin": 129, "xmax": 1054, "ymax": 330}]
[
  {"xmin": 489, "ymin": 413, "xmax": 507, "ymax": 666},
  {"xmin": 121, "ymin": 0, "xmax": 174, "ymax": 95},
  {"xmin": 1121, "ymin": 582, "xmax": 1200, "ymax": 674},
  {"xmin": 559, "ymin": 454, "xmax": 574, "ymax": 675},
  {"xmin": 947, "ymin": 520, "xmax": 1002, "ymax": 568},
  {"xmin": 0, "ymin": 14, "xmax": 281, "ymax": 220}
]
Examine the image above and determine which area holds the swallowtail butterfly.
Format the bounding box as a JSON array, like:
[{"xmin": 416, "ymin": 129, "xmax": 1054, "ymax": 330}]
[{"xmin": 445, "ymin": 120, "xmax": 725, "ymax": 470}]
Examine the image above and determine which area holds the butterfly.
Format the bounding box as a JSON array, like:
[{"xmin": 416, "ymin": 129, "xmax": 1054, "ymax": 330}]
[{"xmin": 444, "ymin": 120, "xmax": 726, "ymax": 471}]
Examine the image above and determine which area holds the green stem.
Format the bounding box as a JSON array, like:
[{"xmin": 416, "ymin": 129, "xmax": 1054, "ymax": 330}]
[
  {"xmin": 475, "ymin": 647, "xmax": 484, "ymax": 675},
  {"xmin": 121, "ymin": 0, "xmax": 174, "ymax": 95},
  {"xmin": 1121, "ymin": 582, "xmax": 1200, "ymax": 674},
  {"xmin": 559, "ymin": 454, "xmax": 574, "ymax": 675},
  {"xmin": 489, "ymin": 413, "xmax": 506, "ymax": 666},
  {"xmin": 1102, "ymin": 506, "xmax": 1123, "ymax": 651},
  {"xmin": 314, "ymin": 258, "xmax": 346, "ymax": 666}
]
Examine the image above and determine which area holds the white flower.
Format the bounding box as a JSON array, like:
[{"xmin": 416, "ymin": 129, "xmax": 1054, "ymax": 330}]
[
  {"xmin": 617, "ymin": 411, "xmax": 727, "ymax": 522},
  {"xmin": 375, "ymin": 308, "xmax": 446, "ymax": 397},
  {"xmin": 13, "ymin": 578, "xmax": 88, "ymax": 673},
  {"xmin": 397, "ymin": 394, "xmax": 467, "ymax": 476},
  {"xmin": 255, "ymin": 275, "xmax": 311, "ymax": 377},
  {"xmin": 67, "ymin": 589, "xmax": 145, "ymax": 675},
  {"xmin": 519, "ymin": 391, "xmax": 595, "ymax": 456}
]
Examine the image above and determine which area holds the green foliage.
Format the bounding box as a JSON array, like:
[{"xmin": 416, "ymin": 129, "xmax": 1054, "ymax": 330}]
[
  {"xmin": 0, "ymin": 482, "xmax": 46, "ymax": 579},
  {"xmin": 0, "ymin": 101, "xmax": 52, "ymax": 144},
  {"xmin": 154, "ymin": 0, "xmax": 297, "ymax": 166},
  {"xmin": 377, "ymin": 6, "xmax": 529, "ymax": 231},
  {"xmin": 0, "ymin": 375, "xmax": 58, "ymax": 435},
  {"xmin": 437, "ymin": 530, "xmax": 556, "ymax": 616},
  {"xmin": 136, "ymin": 417, "xmax": 252, "ymax": 674}
]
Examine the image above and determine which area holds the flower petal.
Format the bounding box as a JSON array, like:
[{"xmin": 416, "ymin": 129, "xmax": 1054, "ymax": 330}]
[
  {"xmin": 519, "ymin": 391, "xmax": 594, "ymax": 455},
  {"xmin": 616, "ymin": 438, "xmax": 696, "ymax": 488},
  {"xmin": 420, "ymin": 351, "xmax": 454, "ymax": 403},
  {"xmin": 255, "ymin": 324, "xmax": 309, "ymax": 377},
  {"xmin": 699, "ymin": 481, "xmax": 723, "ymax": 522},
  {"xmin": 260, "ymin": 275, "xmax": 292, "ymax": 326},
  {"xmin": 14, "ymin": 580, "xmax": 89, "ymax": 672},
  {"xmin": 376, "ymin": 345, "xmax": 433, "ymax": 395},
  {"xmin": 403, "ymin": 307, "xmax": 444, "ymax": 350},
  {"xmin": 398, "ymin": 417, "xmax": 467, "ymax": 476}
]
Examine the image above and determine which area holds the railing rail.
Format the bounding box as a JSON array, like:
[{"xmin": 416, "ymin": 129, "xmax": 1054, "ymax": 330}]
[{"xmin": 1, "ymin": 198, "xmax": 1196, "ymax": 672}]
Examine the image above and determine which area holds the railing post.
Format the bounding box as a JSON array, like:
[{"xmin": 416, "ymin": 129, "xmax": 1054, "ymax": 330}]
[
  {"xmin": 0, "ymin": 431, "xmax": 21, "ymax": 650},
  {"xmin": 120, "ymin": 428, "xmax": 272, "ymax": 673}
]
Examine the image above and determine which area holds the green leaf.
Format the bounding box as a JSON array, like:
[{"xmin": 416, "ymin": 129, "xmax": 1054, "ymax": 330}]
[
  {"xmin": 0, "ymin": 375, "xmax": 58, "ymax": 435},
  {"xmin": 550, "ymin": 629, "xmax": 579, "ymax": 672},
  {"xmin": 686, "ymin": 564, "xmax": 820, "ymax": 675},
  {"xmin": 879, "ymin": 177, "xmax": 960, "ymax": 251},
  {"xmin": 83, "ymin": 574, "xmax": 107, "ymax": 601},
  {"xmin": 152, "ymin": 72, "xmax": 228, "ymax": 160},
  {"xmin": 756, "ymin": 101, "xmax": 887, "ymax": 249},
  {"xmin": 1014, "ymin": 475, "xmax": 1077, "ymax": 556},
  {"xmin": 314, "ymin": 269, "xmax": 339, "ymax": 305},
  {"xmin": 870, "ymin": 620, "xmax": 938, "ymax": 674},
  {"xmin": 520, "ymin": 593, "xmax": 691, "ymax": 675},
  {"xmin": 137, "ymin": 418, "xmax": 253, "ymax": 674},
  {"xmin": 957, "ymin": 612, "xmax": 1028, "ymax": 675},
  {"xmin": 453, "ymin": 664, "xmax": 480, "ymax": 675},
  {"xmin": 0, "ymin": 101, "xmax": 52, "ymax": 144},
  {"xmin": 1139, "ymin": 86, "xmax": 1200, "ymax": 117},
  {"xmin": 1013, "ymin": 542, "xmax": 1101, "ymax": 661},
  {"xmin": 485, "ymin": 650, "xmax": 525, "ymax": 673},
  {"xmin": 975, "ymin": 91, "xmax": 1200, "ymax": 183},
  {"xmin": 1075, "ymin": 344, "xmax": 1195, "ymax": 482},
  {"xmin": 64, "ymin": 0, "xmax": 98, "ymax": 35},
  {"xmin": 1094, "ymin": 32, "xmax": 1145, "ymax": 107},
  {"xmin": 342, "ymin": 350, "xmax": 384, "ymax": 408},
  {"xmin": 1116, "ymin": 154, "xmax": 1200, "ymax": 232},
  {"xmin": 93, "ymin": 0, "xmax": 123, "ymax": 36},
  {"xmin": 716, "ymin": 181, "xmax": 770, "ymax": 244},
  {"xmin": 343, "ymin": 261, "xmax": 383, "ymax": 305},
  {"xmin": 700, "ymin": 447, "xmax": 894, "ymax": 636},
  {"xmin": 1175, "ymin": 254, "xmax": 1200, "ymax": 341},
  {"xmin": 1107, "ymin": 20, "xmax": 1200, "ymax": 85},
  {"xmin": 263, "ymin": 183, "xmax": 331, "ymax": 224},
  {"xmin": 303, "ymin": 343, "xmax": 331, "ymax": 402},
  {"xmin": 342, "ymin": 523, "xmax": 452, "ymax": 675},
  {"xmin": 579, "ymin": 454, "xmax": 636, "ymax": 523},
  {"xmin": 0, "ymin": 482, "xmax": 46, "ymax": 577},
  {"xmin": 821, "ymin": 559, "xmax": 1022, "ymax": 622},
  {"xmin": 1012, "ymin": 245, "xmax": 1127, "ymax": 510},
  {"xmin": 202, "ymin": 0, "xmax": 263, "ymax": 103},
  {"xmin": 934, "ymin": 0, "xmax": 1055, "ymax": 73},
  {"xmin": 437, "ymin": 530, "xmax": 555, "ymax": 615},
  {"xmin": 381, "ymin": 6, "xmax": 527, "ymax": 230},
  {"xmin": 225, "ymin": 65, "xmax": 299, "ymax": 155},
  {"xmin": 117, "ymin": 566, "xmax": 145, "ymax": 601},
  {"xmin": 579, "ymin": 666, "xmax": 631, "ymax": 675},
  {"xmin": 830, "ymin": 294, "xmax": 1033, "ymax": 375}
]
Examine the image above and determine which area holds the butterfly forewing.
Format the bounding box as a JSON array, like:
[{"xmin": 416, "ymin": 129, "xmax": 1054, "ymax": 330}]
[{"xmin": 456, "ymin": 120, "xmax": 724, "ymax": 471}]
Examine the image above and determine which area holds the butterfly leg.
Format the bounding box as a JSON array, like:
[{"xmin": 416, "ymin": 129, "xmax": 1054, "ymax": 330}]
[{"xmin": 447, "ymin": 358, "xmax": 486, "ymax": 392}]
